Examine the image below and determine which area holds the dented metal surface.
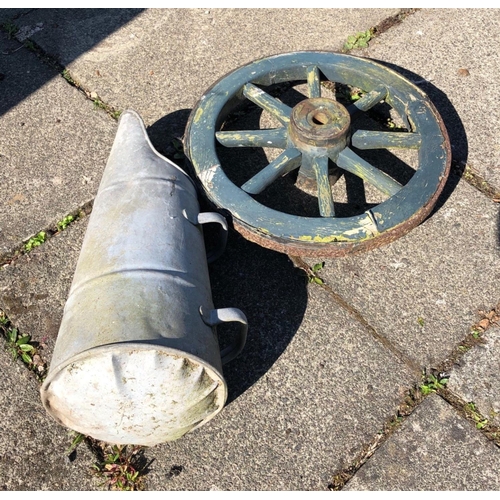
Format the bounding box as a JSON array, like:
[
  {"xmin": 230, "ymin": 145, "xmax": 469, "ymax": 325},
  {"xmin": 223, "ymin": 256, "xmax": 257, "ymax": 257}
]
[
  {"xmin": 185, "ymin": 51, "xmax": 451, "ymax": 257},
  {"xmin": 40, "ymin": 110, "xmax": 248, "ymax": 446}
]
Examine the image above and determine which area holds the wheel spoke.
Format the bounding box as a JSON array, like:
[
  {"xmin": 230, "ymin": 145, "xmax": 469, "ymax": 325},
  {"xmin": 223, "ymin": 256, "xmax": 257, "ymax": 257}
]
[
  {"xmin": 216, "ymin": 128, "xmax": 288, "ymax": 148},
  {"xmin": 241, "ymin": 148, "xmax": 301, "ymax": 194},
  {"xmin": 311, "ymin": 155, "xmax": 335, "ymax": 217},
  {"xmin": 306, "ymin": 65, "xmax": 321, "ymax": 98},
  {"xmin": 243, "ymin": 83, "xmax": 292, "ymax": 125},
  {"xmin": 347, "ymin": 85, "xmax": 387, "ymax": 115},
  {"xmin": 351, "ymin": 130, "xmax": 422, "ymax": 150},
  {"xmin": 336, "ymin": 147, "xmax": 402, "ymax": 197}
]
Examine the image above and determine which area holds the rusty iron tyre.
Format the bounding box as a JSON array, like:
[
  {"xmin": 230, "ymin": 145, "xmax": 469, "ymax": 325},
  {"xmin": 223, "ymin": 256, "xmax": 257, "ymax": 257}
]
[{"xmin": 185, "ymin": 51, "xmax": 451, "ymax": 257}]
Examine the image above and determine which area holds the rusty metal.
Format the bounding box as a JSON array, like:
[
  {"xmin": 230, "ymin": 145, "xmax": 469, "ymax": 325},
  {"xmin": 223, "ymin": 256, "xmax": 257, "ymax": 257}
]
[{"xmin": 184, "ymin": 51, "xmax": 451, "ymax": 257}]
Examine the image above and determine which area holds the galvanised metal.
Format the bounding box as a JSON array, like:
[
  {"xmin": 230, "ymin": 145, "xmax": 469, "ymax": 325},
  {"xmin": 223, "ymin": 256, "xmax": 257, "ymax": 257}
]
[
  {"xmin": 185, "ymin": 51, "xmax": 451, "ymax": 257},
  {"xmin": 40, "ymin": 110, "xmax": 247, "ymax": 446}
]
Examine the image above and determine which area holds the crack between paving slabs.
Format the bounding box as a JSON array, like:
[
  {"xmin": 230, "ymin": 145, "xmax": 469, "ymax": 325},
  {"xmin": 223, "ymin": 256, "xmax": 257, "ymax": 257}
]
[
  {"xmin": 0, "ymin": 200, "xmax": 93, "ymax": 268},
  {"xmin": 0, "ymin": 307, "xmax": 151, "ymax": 490},
  {"xmin": 0, "ymin": 21, "xmax": 122, "ymax": 120},
  {"xmin": 327, "ymin": 300, "xmax": 500, "ymax": 489},
  {"xmin": 289, "ymin": 256, "xmax": 500, "ymax": 488},
  {"xmin": 289, "ymin": 255, "xmax": 422, "ymax": 378},
  {"xmin": 341, "ymin": 8, "xmax": 417, "ymax": 54},
  {"xmin": 288, "ymin": 255, "xmax": 429, "ymax": 489},
  {"xmin": 452, "ymin": 161, "xmax": 500, "ymax": 202}
]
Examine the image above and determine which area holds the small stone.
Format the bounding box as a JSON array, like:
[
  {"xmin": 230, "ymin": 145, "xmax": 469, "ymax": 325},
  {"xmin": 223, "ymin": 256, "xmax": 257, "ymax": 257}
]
[
  {"xmin": 90, "ymin": 91, "xmax": 98, "ymax": 99},
  {"xmin": 478, "ymin": 318, "xmax": 490, "ymax": 330},
  {"xmin": 458, "ymin": 68, "xmax": 470, "ymax": 77}
]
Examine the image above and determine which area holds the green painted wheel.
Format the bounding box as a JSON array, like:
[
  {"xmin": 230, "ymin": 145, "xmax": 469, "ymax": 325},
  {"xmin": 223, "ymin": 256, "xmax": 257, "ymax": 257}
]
[{"xmin": 185, "ymin": 52, "xmax": 451, "ymax": 257}]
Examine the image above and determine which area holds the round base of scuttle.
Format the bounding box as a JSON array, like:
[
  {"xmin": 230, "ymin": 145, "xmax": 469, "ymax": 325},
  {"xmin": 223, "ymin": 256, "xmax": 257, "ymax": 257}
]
[{"xmin": 40, "ymin": 343, "xmax": 227, "ymax": 446}]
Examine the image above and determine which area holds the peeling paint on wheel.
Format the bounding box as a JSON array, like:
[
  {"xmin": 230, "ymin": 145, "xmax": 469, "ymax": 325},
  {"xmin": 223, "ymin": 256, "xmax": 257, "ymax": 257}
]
[{"xmin": 185, "ymin": 51, "xmax": 451, "ymax": 257}]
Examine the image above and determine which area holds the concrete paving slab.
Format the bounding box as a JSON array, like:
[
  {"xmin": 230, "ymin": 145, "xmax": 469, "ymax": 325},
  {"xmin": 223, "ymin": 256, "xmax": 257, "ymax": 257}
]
[
  {"xmin": 0, "ymin": 8, "xmax": 33, "ymax": 24},
  {"xmin": 0, "ymin": 346, "xmax": 97, "ymax": 490},
  {"xmin": 21, "ymin": 8, "xmax": 399, "ymax": 130},
  {"xmin": 0, "ymin": 218, "xmax": 88, "ymax": 352},
  {"xmin": 344, "ymin": 394, "xmax": 500, "ymax": 490},
  {"xmin": 145, "ymin": 284, "xmax": 416, "ymax": 490},
  {"xmin": 357, "ymin": 8, "xmax": 500, "ymax": 192},
  {"xmin": 305, "ymin": 178, "xmax": 500, "ymax": 369},
  {"xmin": 0, "ymin": 35, "xmax": 115, "ymax": 259},
  {"xmin": 448, "ymin": 325, "xmax": 500, "ymax": 427},
  {"xmin": 0, "ymin": 215, "xmax": 417, "ymax": 489}
]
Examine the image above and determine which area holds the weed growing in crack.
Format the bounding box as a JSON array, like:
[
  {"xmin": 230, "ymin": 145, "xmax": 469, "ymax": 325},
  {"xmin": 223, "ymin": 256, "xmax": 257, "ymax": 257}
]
[
  {"xmin": 335, "ymin": 83, "xmax": 364, "ymax": 105},
  {"xmin": 23, "ymin": 39, "xmax": 35, "ymax": 51},
  {"xmin": 57, "ymin": 214, "xmax": 75, "ymax": 231},
  {"xmin": 2, "ymin": 20, "xmax": 19, "ymax": 39},
  {"xmin": 343, "ymin": 29, "xmax": 374, "ymax": 51},
  {"xmin": 93, "ymin": 444, "xmax": 146, "ymax": 491},
  {"xmin": 6, "ymin": 328, "xmax": 35, "ymax": 364},
  {"xmin": 471, "ymin": 327, "xmax": 482, "ymax": 339},
  {"xmin": 61, "ymin": 69, "xmax": 76, "ymax": 85},
  {"xmin": 85, "ymin": 91, "xmax": 122, "ymax": 120},
  {"xmin": 24, "ymin": 231, "xmax": 46, "ymax": 252},
  {"xmin": 419, "ymin": 373, "xmax": 448, "ymax": 396},
  {"xmin": 0, "ymin": 311, "xmax": 47, "ymax": 378},
  {"xmin": 93, "ymin": 97, "xmax": 106, "ymax": 111},
  {"xmin": 66, "ymin": 431, "xmax": 86, "ymax": 456},
  {"xmin": 308, "ymin": 262, "xmax": 325, "ymax": 285},
  {"xmin": 349, "ymin": 89, "xmax": 363, "ymax": 102},
  {"xmin": 465, "ymin": 402, "xmax": 489, "ymax": 430}
]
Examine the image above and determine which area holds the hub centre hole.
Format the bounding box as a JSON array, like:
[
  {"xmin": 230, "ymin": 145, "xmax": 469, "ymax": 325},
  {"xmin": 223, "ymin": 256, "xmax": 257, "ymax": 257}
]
[{"xmin": 311, "ymin": 110, "xmax": 330, "ymax": 126}]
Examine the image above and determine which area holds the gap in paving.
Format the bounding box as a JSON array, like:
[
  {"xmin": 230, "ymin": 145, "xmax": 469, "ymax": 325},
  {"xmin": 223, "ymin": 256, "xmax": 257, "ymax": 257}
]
[
  {"xmin": 289, "ymin": 256, "xmax": 422, "ymax": 377},
  {"xmin": 10, "ymin": 32, "xmax": 122, "ymax": 120},
  {"xmin": 0, "ymin": 19, "xmax": 122, "ymax": 120},
  {"xmin": 370, "ymin": 8, "xmax": 417, "ymax": 37},
  {"xmin": 327, "ymin": 299, "xmax": 500, "ymax": 489},
  {"xmin": 0, "ymin": 200, "xmax": 93, "ymax": 268},
  {"xmin": 289, "ymin": 259, "xmax": 499, "ymax": 489},
  {"xmin": 0, "ymin": 306, "xmax": 153, "ymax": 491}
]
